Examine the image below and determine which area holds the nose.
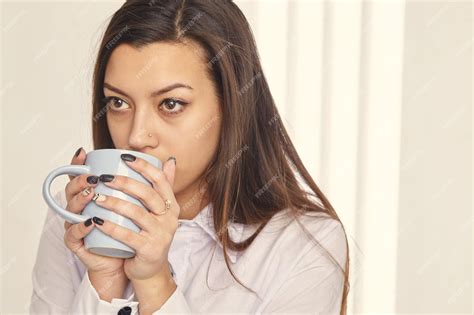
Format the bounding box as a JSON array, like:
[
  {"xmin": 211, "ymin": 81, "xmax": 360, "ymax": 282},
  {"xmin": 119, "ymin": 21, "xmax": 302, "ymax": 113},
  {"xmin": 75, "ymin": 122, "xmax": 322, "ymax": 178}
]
[{"xmin": 127, "ymin": 109, "xmax": 159, "ymax": 150}]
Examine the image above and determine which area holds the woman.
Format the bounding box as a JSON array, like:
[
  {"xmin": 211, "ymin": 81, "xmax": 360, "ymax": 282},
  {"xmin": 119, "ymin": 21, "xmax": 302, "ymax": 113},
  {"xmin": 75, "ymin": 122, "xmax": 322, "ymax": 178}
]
[{"xmin": 30, "ymin": 0, "xmax": 350, "ymax": 314}]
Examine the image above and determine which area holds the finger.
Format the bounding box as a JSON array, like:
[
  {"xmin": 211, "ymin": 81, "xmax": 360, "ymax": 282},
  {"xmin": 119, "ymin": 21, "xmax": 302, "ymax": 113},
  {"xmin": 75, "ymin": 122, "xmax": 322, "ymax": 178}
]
[
  {"xmin": 99, "ymin": 174, "xmax": 167, "ymax": 217},
  {"xmin": 64, "ymin": 218, "xmax": 95, "ymax": 253},
  {"xmin": 64, "ymin": 185, "xmax": 97, "ymax": 231},
  {"xmin": 92, "ymin": 216, "xmax": 145, "ymax": 250},
  {"xmin": 92, "ymin": 193, "xmax": 155, "ymax": 232},
  {"xmin": 69, "ymin": 147, "xmax": 86, "ymax": 181},
  {"xmin": 120, "ymin": 154, "xmax": 175, "ymax": 199},
  {"xmin": 65, "ymin": 174, "xmax": 99, "ymax": 203},
  {"xmin": 162, "ymin": 156, "xmax": 177, "ymax": 188},
  {"xmin": 117, "ymin": 154, "xmax": 179, "ymax": 216}
]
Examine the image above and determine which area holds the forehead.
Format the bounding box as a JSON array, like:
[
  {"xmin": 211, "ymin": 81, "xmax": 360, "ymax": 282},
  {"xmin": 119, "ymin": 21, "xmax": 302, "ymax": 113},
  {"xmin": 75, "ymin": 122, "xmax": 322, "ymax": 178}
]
[{"xmin": 104, "ymin": 40, "xmax": 208, "ymax": 90}]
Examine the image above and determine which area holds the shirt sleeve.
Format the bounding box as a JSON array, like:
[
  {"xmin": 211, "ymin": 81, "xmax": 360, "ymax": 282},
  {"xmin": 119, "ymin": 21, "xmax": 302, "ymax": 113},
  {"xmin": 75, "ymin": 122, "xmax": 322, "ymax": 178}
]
[
  {"xmin": 69, "ymin": 269, "xmax": 139, "ymax": 314},
  {"xmin": 151, "ymin": 285, "xmax": 192, "ymax": 314},
  {"xmin": 29, "ymin": 190, "xmax": 139, "ymax": 314},
  {"xmin": 260, "ymin": 217, "xmax": 348, "ymax": 314}
]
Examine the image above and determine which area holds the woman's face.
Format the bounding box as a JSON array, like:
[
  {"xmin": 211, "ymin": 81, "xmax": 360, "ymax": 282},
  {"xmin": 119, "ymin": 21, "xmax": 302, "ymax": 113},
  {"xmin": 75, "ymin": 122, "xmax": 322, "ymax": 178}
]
[{"xmin": 103, "ymin": 40, "xmax": 221, "ymax": 211}]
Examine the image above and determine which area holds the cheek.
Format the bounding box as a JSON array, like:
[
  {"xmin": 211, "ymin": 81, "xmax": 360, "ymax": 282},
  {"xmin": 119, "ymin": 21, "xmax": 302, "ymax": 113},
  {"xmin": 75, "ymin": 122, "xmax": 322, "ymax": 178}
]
[
  {"xmin": 172, "ymin": 114, "xmax": 221, "ymax": 182},
  {"xmin": 106, "ymin": 114, "xmax": 132, "ymax": 146}
]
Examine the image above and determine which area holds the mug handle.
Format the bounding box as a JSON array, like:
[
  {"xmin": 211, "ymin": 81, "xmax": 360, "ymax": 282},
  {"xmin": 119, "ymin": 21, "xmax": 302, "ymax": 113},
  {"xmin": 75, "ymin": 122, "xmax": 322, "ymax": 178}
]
[{"xmin": 42, "ymin": 165, "xmax": 92, "ymax": 224}]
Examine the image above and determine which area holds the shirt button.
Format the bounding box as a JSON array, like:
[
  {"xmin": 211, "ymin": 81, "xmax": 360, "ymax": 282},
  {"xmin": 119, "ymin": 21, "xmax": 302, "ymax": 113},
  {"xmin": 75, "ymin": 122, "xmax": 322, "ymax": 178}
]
[{"xmin": 118, "ymin": 306, "xmax": 131, "ymax": 315}]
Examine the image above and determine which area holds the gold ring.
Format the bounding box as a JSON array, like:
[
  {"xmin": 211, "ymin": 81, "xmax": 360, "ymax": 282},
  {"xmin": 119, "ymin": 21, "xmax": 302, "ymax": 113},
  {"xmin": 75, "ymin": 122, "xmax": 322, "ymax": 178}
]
[
  {"xmin": 157, "ymin": 199, "xmax": 172, "ymax": 215},
  {"xmin": 81, "ymin": 187, "xmax": 91, "ymax": 197}
]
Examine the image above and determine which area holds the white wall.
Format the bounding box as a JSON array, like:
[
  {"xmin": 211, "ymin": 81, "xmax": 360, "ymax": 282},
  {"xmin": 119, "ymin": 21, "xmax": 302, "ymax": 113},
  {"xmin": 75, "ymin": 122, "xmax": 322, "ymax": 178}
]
[
  {"xmin": 2, "ymin": 2, "xmax": 115, "ymax": 313},
  {"xmin": 1, "ymin": 0, "xmax": 471, "ymax": 313},
  {"xmin": 396, "ymin": 1, "xmax": 472, "ymax": 312}
]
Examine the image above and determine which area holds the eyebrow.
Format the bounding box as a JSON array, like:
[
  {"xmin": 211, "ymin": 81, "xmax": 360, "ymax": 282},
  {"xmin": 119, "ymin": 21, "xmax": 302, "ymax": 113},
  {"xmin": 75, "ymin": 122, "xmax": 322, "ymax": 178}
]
[{"xmin": 103, "ymin": 82, "xmax": 193, "ymax": 98}]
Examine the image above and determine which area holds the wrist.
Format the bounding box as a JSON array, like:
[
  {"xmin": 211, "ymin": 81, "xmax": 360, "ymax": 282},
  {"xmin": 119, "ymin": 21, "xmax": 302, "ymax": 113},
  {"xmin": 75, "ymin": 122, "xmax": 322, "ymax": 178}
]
[
  {"xmin": 88, "ymin": 269, "xmax": 128, "ymax": 302},
  {"xmin": 131, "ymin": 269, "xmax": 176, "ymax": 315},
  {"xmin": 131, "ymin": 269, "xmax": 175, "ymax": 293},
  {"xmin": 90, "ymin": 266, "xmax": 126, "ymax": 278},
  {"xmin": 129, "ymin": 261, "xmax": 174, "ymax": 285}
]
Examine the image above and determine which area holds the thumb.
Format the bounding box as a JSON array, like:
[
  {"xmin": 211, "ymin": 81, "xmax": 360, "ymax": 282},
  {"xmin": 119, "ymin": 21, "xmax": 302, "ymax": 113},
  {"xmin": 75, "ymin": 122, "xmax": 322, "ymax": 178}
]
[{"xmin": 163, "ymin": 156, "xmax": 177, "ymax": 188}]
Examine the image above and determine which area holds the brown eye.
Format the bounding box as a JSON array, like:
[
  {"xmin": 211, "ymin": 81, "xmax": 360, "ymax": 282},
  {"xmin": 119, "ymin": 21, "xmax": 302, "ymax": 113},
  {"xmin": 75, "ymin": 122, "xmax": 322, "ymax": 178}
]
[
  {"xmin": 159, "ymin": 98, "xmax": 187, "ymax": 115},
  {"xmin": 103, "ymin": 96, "xmax": 130, "ymax": 111}
]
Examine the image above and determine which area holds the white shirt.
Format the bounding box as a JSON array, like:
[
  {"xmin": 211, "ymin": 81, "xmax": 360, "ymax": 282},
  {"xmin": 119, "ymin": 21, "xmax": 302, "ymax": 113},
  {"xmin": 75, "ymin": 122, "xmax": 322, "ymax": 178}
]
[{"xmin": 30, "ymin": 189, "xmax": 347, "ymax": 314}]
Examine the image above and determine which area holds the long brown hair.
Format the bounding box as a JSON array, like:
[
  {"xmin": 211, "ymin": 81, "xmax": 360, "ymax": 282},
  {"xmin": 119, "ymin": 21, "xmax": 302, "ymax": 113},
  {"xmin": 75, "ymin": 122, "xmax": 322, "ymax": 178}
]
[{"xmin": 91, "ymin": 0, "xmax": 350, "ymax": 312}]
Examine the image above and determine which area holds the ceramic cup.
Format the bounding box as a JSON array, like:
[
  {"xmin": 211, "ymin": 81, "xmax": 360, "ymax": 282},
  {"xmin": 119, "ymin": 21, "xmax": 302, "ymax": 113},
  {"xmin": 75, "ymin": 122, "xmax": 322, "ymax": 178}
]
[{"xmin": 42, "ymin": 149, "xmax": 162, "ymax": 258}]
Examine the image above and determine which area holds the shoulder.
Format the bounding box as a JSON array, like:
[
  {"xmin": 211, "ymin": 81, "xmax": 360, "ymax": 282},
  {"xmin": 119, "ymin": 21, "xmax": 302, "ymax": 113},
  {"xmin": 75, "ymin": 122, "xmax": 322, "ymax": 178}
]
[
  {"xmin": 295, "ymin": 211, "xmax": 347, "ymax": 271},
  {"xmin": 237, "ymin": 207, "xmax": 348, "ymax": 296},
  {"xmin": 257, "ymin": 208, "xmax": 347, "ymax": 272}
]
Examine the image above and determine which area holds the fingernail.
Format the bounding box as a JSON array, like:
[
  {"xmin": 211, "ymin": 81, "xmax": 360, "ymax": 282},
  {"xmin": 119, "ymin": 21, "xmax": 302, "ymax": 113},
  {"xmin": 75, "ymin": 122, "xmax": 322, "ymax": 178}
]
[
  {"xmin": 121, "ymin": 153, "xmax": 136, "ymax": 162},
  {"xmin": 74, "ymin": 147, "xmax": 83, "ymax": 157},
  {"xmin": 99, "ymin": 174, "xmax": 115, "ymax": 182},
  {"xmin": 87, "ymin": 175, "xmax": 99, "ymax": 185},
  {"xmin": 167, "ymin": 156, "xmax": 176, "ymax": 165},
  {"xmin": 84, "ymin": 218, "xmax": 93, "ymax": 227},
  {"xmin": 81, "ymin": 186, "xmax": 92, "ymax": 196},
  {"xmin": 92, "ymin": 193, "xmax": 106, "ymax": 202},
  {"xmin": 92, "ymin": 216, "xmax": 104, "ymax": 225}
]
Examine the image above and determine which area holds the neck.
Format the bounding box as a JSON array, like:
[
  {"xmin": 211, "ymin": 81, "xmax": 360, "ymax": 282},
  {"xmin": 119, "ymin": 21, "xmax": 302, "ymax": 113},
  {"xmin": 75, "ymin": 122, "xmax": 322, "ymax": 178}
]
[{"xmin": 174, "ymin": 179, "xmax": 209, "ymax": 220}]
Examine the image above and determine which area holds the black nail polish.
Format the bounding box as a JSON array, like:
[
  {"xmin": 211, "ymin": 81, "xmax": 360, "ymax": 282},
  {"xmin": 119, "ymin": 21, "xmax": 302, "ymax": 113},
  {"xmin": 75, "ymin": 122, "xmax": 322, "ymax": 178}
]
[
  {"xmin": 99, "ymin": 174, "xmax": 115, "ymax": 182},
  {"xmin": 167, "ymin": 156, "xmax": 177, "ymax": 165},
  {"xmin": 121, "ymin": 153, "xmax": 136, "ymax": 162},
  {"xmin": 92, "ymin": 217, "xmax": 104, "ymax": 225},
  {"xmin": 74, "ymin": 147, "xmax": 83, "ymax": 157},
  {"xmin": 84, "ymin": 218, "xmax": 93, "ymax": 227},
  {"xmin": 86, "ymin": 175, "xmax": 99, "ymax": 184}
]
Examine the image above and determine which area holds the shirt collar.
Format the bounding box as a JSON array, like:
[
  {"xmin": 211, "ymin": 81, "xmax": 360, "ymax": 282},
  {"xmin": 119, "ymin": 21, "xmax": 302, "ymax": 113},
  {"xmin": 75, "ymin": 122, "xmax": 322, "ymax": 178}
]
[{"xmin": 177, "ymin": 202, "xmax": 245, "ymax": 263}]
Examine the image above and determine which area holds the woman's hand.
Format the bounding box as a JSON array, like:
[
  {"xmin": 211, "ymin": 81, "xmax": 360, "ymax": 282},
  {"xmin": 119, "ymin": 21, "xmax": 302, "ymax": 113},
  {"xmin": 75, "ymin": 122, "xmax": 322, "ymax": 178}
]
[
  {"xmin": 63, "ymin": 147, "xmax": 125, "ymax": 276},
  {"xmin": 91, "ymin": 154, "xmax": 179, "ymax": 282}
]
